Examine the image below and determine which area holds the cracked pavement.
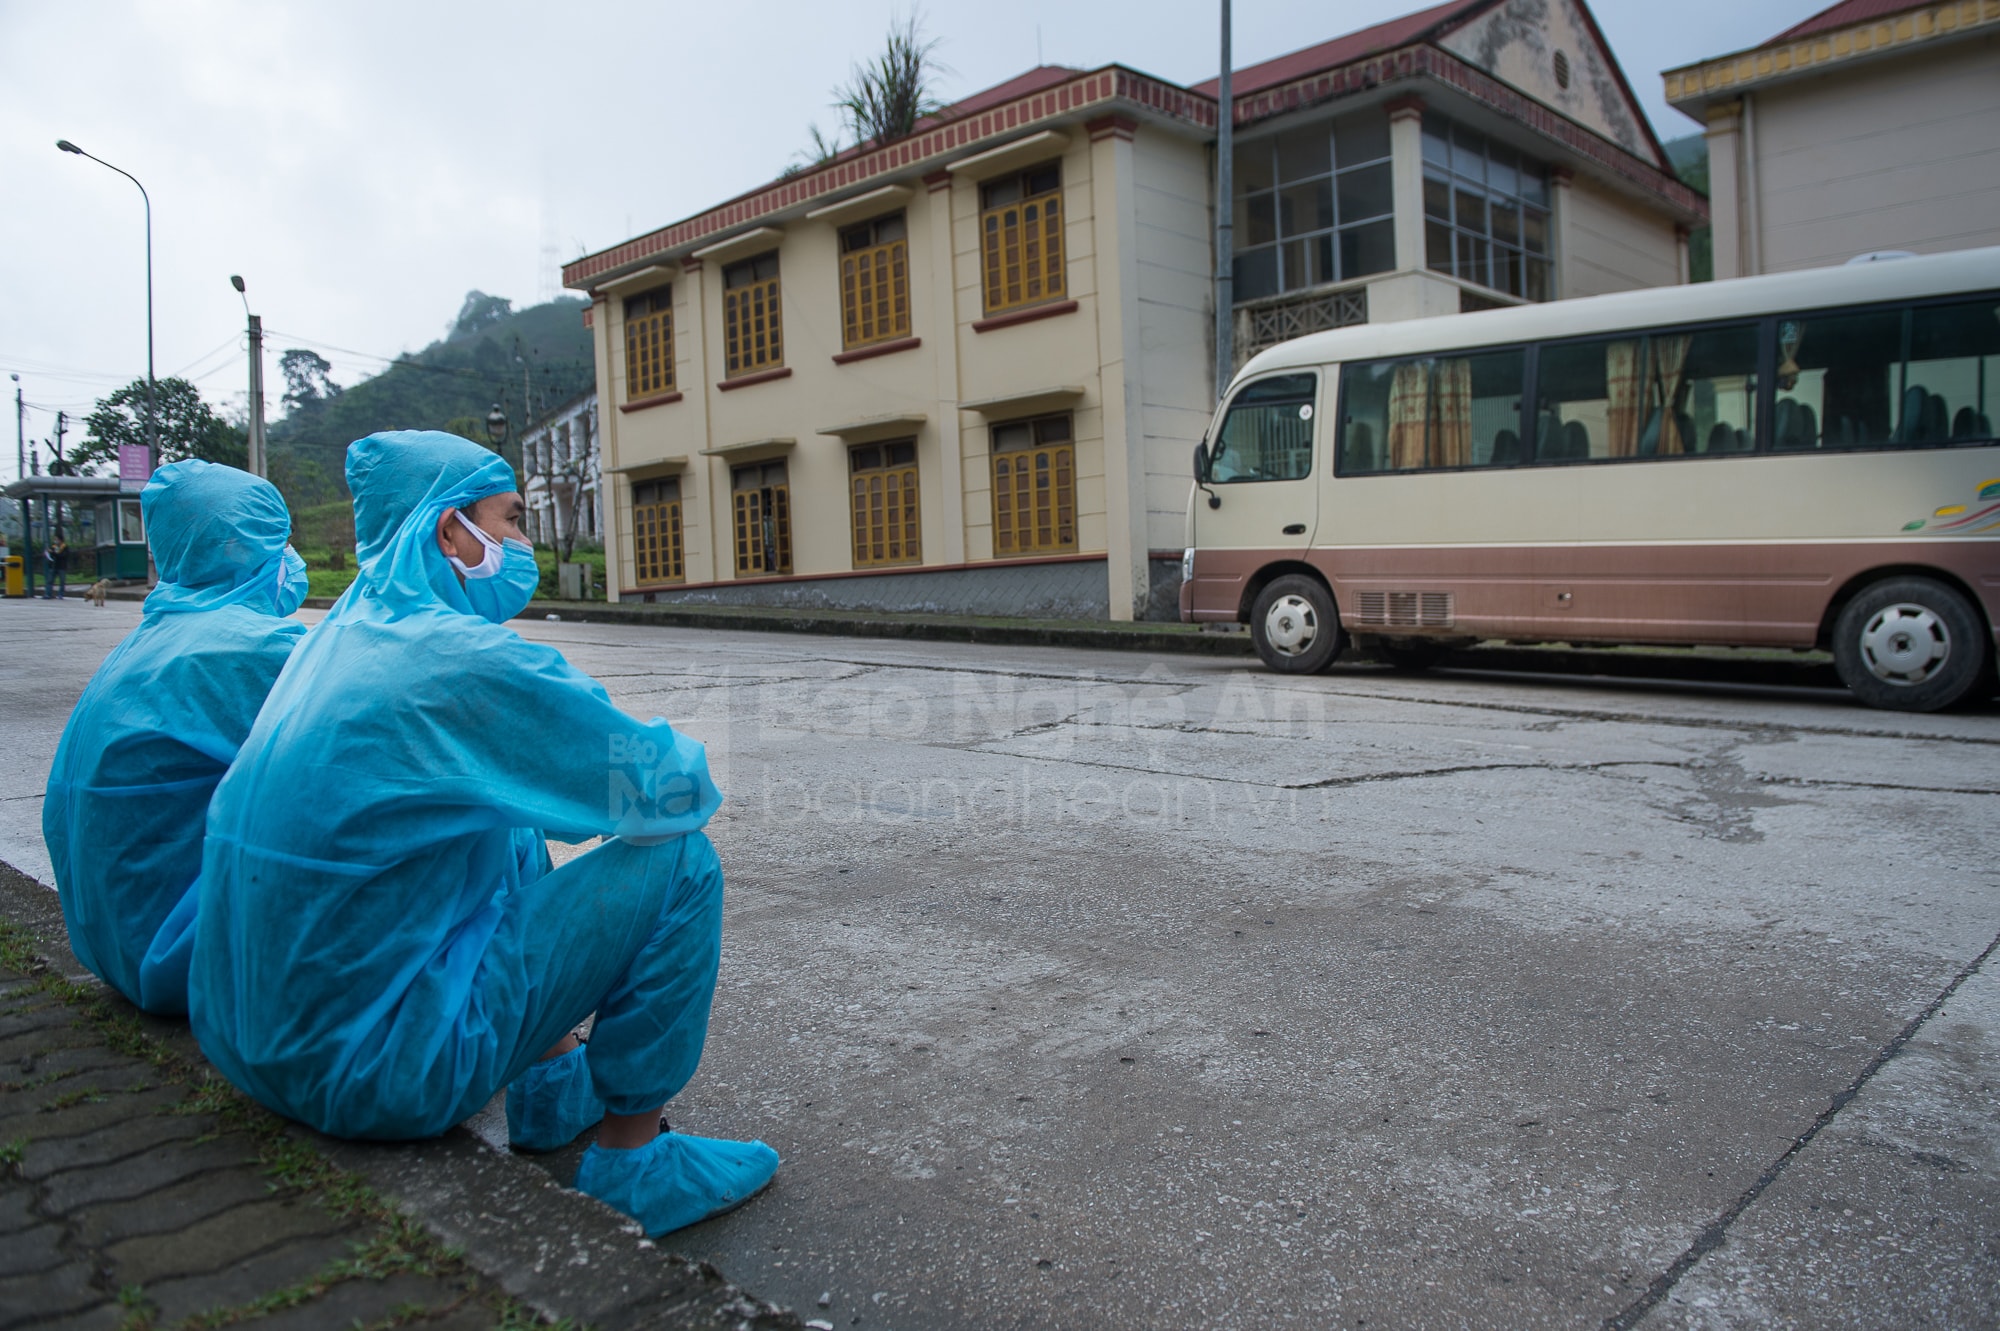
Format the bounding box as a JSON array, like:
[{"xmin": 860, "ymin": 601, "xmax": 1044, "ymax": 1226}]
[{"xmin": 2, "ymin": 598, "xmax": 1996, "ymax": 1330}]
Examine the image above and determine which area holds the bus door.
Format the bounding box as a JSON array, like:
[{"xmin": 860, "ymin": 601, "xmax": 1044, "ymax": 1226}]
[{"xmin": 1190, "ymin": 371, "xmax": 1322, "ymax": 612}]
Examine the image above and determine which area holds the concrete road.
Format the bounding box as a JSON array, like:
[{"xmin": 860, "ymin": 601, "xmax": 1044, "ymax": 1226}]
[{"xmin": 3, "ymin": 596, "xmax": 1996, "ymax": 1330}]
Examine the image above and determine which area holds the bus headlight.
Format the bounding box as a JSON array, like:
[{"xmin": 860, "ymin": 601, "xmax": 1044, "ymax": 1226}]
[{"xmin": 1181, "ymin": 547, "xmax": 1194, "ymax": 583}]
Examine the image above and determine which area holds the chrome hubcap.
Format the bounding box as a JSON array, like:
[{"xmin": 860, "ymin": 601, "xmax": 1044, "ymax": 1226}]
[
  {"xmin": 1858, "ymin": 603, "xmax": 1950, "ymax": 685},
  {"xmin": 1263, "ymin": 594, "xmax": 1318, "ymax": 656}
]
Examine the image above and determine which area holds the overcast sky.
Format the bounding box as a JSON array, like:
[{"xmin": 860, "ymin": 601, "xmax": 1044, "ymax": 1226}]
[{"xmin": 0, "ymin": 0, "xmax": 1823, "ymax": 478}]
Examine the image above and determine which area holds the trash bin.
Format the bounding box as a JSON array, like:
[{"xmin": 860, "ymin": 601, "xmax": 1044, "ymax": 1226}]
[{"xmin": 2, "ymin": 555, "xmax": 22, "ymax": 598}]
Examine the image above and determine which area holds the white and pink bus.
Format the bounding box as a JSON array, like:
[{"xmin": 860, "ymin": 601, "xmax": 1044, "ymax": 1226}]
[{"xmin": 1181, "ymin": 247, "xmax": 2000, "ymax": 711}]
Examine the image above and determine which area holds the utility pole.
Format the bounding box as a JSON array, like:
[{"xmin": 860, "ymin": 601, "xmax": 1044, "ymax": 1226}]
[
  {"xmin": 51, "ymin": 412, "xmax": 67, "ymax": 475},
  {"xmin": 1214, "ymin": 0, "xmax": 1235, "ymax": 397},
  {"xmin": 12, "ymin": 374, "xmax": 22, "ymax": 483},
  {"xmin": 232, "ymin": 276, "xmax": 267, "ymax": 476}
]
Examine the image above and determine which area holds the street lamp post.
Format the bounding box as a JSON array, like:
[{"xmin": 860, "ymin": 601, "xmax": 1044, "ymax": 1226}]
[
  {"xmin": 230, "ymin": 276, "xmax": 267, "ymax": 477},
  {"xmin": 56, "ymin": 140, "xmax": 158, "ymax": 475},
  {"xmin": 485, "ymin": 403, "xmax": 509, "ymax": 458}
]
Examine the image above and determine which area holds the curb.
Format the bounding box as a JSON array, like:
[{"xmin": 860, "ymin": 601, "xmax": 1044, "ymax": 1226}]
[{"xmin": 0, "ymin": 860, "xmax": 804, "ymax": 1331}]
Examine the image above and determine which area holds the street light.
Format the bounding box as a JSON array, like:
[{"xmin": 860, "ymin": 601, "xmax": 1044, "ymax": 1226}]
[
  {"xmin": 230, "ymin": 276, "xmax": 267, "ymax": 477},
  {"xmin": 485, "ymin": 403, "xmax": 509, "ymax": 453},
  {"xmin": 57, "ymin": 139, "xmax": 158, "ymax": 476}
]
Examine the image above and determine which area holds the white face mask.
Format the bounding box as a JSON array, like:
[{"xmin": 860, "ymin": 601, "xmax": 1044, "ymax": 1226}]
[{"xmin": 447, "ymin": 510, "xmax": 505, "ymax": 579}]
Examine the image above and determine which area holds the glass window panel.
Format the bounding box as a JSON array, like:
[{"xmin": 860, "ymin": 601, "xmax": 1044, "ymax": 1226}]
[
  {"xmin": 1454, "ymin": 188, "xmax": 1487, "ymax": 234},
  {"xmin": 1333, "ymin": 112, "xmax": 1390, "ymax": 167},
  {"xmin": 1424, "ymin": 174, "xmax": 1451, "ymax": 222},
  {"xmin": 1034, "ymin": 416, "xmax": 1072, "ymax": 444},
  {"xmin": 1340, "ymin": 352, "xmax": 1524, "ymax": 472},
  {"xmin": 1210, "ymin": 373, "xmax": 1317, "ymax": 483},
  {"xmin": 1679, "ymin": 324, "xmax": 1760, "ymax": 455},
  {"xmin": 1244, "ymin": 192, "xmax": 1278, "ymax": 246},
  {"xmin": 1339, "ymin": 220, "xmax": 1395, "ymax": 280},
  {"xmin": 1425, "ymin": 221, "xmax": 1453, "ymax": 272},
  {"xmin": 1907, "ymin": 300, "xmax": 2000, "ymax": 442},
  {"xmin": 1336, "ymin": 163, "xmax": 1392, "ymax": 223},
  {"xmin": 1522, "ymin": 208, "xmax": 1549, "ymax": 255},
  {"xmin": 1025, "ymin": 164, "xmax": 1061, "ymax": 194},
  {"xmin": 1311, "ymin": 233, "xmax": 1336, "ymax": 286},
  {"xmin": 1278, "ymin": 180, "xmax": 1334, "ymax": 237},
  {"xmin": 1234, "ymin": 247, "xmax": 1280, "ymax": 301},
  {"xmin": 1775, "ymin": 308, "xmax": 1904, "ymax": 451},
  {"xmin": 876, "ymin": 213, "xmax": 907, "ymax": 243},
  {"xmin": 1421, "ymin": 124, "xmax": 1449, "ymax": 166},
  {"xmin": 1235, "ymin": 143, "xmax": 1275, "ymax": 195},
  {"xmin": 1494, "ymin": 246, "xmax": 1523, "ymax": 297},
  {"xmin": 981, "ymin": 177, "xmax": 1021, "ymax": 208},
  {"xmin": 993, "ymin": 422, "xmax": 1033, "ymax": 452},
  {"xmin": 1538, "ymin": 325, "xmax": 1760, "ymax": 461},
  {"xmin": 1488, "ymin": 146, "xmax": 1519, "ymax": 199},
  {"xmin": 1280, "ymin": 239, "xmax": 1309, "ymax": 292},
  {"xmin": 1456, "ymin": 232, "xmax": 1489, "ymax": 286},
  {"xmin": 1519, "ymin": 168, "xmax": 1549, "ymax": 208},
  {"xmin": 1524, "ymin": 257, "xmax": 1551, "ymax": 303},
  {"xmin": 1451, "ymin": 126, "xmax": 1485, "ymax": 182},
  {"xmin": 1492, "ymin": 202, "xmax": 1521, "ymax": 247},
  {"xmin": 1276, "ymin": 127, "xmax": 1330, "ymax": 183}
]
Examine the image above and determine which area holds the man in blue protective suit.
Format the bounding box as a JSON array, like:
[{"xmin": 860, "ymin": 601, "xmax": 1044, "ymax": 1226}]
[
  {"xmin": 43, "ymin": 459, "xmax": 309, "ymax": 1015},
  {"xmin": 189, "ymin": 430, "xmax": 777, "ymax": 1238}
]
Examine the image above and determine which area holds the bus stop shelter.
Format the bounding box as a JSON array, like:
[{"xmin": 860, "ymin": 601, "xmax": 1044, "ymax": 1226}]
[{"xmin": 2, "ymin": 475, "xmax": 142, "ymax": 596}]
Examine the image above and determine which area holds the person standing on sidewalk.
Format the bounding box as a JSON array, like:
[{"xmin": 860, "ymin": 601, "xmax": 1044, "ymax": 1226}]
[
  {"xmin": 189, "ymin": 430, "xmax": 778, "ymax": 1238},
  {"xmin": 43, "ymin": 460, "xmax": 309, "ymax": 1013},
  {"xmin": 43, "ymin": 532, "xmax": 68, "ymax": 599}
]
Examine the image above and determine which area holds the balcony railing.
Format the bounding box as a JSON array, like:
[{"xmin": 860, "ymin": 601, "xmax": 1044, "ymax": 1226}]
[{"xmin": 1233, "ymin": 286, "xmax": 1369, "ymax": 369}]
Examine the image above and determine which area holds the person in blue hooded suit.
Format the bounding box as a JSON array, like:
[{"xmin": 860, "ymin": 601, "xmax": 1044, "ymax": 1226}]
[
  {"xmin": 44, "ymin": 459, "xmax": 309, "ymax": 1015},
  {"xmin": 189, "ymin": 430, "xmax": 777, "ymax": 1237}
]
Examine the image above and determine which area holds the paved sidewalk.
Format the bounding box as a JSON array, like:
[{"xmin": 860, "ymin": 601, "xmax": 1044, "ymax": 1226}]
[{"xmin": 0, "ymin": 865, "xmax": 806, "ymax": 1331}]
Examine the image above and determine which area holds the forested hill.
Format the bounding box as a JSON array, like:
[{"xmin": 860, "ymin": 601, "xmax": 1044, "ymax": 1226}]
[{"xmin": 267, "ymin": 291, "xmax": 594, "ymax": 508}]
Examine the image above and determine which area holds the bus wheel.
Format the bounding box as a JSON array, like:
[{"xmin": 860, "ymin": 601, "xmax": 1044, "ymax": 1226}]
[
  {"xmin": 1251, "ymin": 575, "xmax": 1342, "ymax": 674},
  {"xmin": 1832, "ymin": 577, "xmax": 1989, "ymax": 712}
]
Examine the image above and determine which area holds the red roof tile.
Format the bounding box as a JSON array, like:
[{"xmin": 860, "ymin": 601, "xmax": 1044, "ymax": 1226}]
[
  {"xmin": 1765, "ymin": 0, "xmax": 1929, "ymax": 44},
  {"xmin": 1189, "ymin": 0, "xmax": 1491, "ymax": 97}
]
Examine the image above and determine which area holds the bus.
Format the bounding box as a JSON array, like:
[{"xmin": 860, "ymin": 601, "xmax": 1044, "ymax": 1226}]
[{"xmin": 1180, "ymin": 247, "xmax": 2000, "ymax": 712}]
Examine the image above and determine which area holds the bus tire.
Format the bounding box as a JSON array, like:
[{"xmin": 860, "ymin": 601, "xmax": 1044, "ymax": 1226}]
[
  {"xmin": 1251, "ymin": 575, "xmax": 1342, "ymax": 674},
  {"xmin": 1832, "ymin": 576, "xmax": 1990, "ymax": 712}
]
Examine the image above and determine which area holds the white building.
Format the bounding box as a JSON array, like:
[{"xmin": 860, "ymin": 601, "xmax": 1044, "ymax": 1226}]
[{"xmin": 519, "ymin": 392, "xmax": 602, "ymax": 550}]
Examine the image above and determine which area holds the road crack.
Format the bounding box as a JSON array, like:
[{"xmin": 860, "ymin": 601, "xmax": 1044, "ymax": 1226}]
[{"xmin": 1603, "ymin": 928, "xmax": 2000, "ymax": 1330}]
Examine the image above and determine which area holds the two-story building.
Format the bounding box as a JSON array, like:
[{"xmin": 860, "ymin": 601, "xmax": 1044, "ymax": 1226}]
[
  {"xmin": 519, "ymin": 391, "xmax": 603, "ymax": 551},
  {"xmin": 565, "ymin": 0, "xmax": 1705, "ymax": 620},
  {"xmin": 1663, "ymin": 0, "xmax": 2000, "ymax": 280}
]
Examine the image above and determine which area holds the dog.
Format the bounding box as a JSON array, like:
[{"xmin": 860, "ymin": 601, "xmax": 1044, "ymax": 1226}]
[{"xmin": 85, "ymin": 579, "xmax": 108, "ymax": 607}]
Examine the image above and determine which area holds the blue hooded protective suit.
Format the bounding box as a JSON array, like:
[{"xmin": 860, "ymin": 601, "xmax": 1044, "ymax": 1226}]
[
  {"xmin": 188, "ymin": 431, "xmax": 725, "ymax": 1140},
  {"xmin": 44, "ymin": 459, "xmax": 308, "ymax": 1014}
]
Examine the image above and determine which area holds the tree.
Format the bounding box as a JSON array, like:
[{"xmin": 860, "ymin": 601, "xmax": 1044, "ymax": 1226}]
[
  {"xmin": 280, "ymin": 349, "xmax": 341, "ymax": 412},
  {"xmin": 822, "ymin": 11, "xmax": 947, "ymax": 155},
  {"xmin": 451, "ymin": 291, "xmax": 513, "ymax": 340},
  {"xmin": 80, "ymin": 377, "xmax": 247, "ymax": 473}
]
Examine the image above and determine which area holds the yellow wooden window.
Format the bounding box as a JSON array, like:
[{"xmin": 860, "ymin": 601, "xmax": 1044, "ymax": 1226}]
[
  {"xmin": 723, "ymin": 253, "xmax": 783, "ymax": 376},
  {"xmin": 623, "ymin": 288, "xmax": 674, "ymax": 400},
  {"xmin": 839, "ymin": 214, "xmax": 910, "ymax": 349},
  {"xmin": 980, "ymin": 163, "xmax": 1065, "ymax": 316},
  {"xmin": 632, "ymin": 477, "xmax": 684, "ymax": 584},
  {"xmin": 991, "ymin": 415, "xmax": 1076, "ymax": 555},
  {"xmin": 731, "ymin": 459, "xmax": 792, "ymax": 575},
  {"xmin": 849, "ymin": 441, "xmax": 920, "ymax": 567}
]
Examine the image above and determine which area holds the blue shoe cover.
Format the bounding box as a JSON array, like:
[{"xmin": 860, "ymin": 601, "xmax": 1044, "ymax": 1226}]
[
  {"xmin": 505, "ymin": 1044, "xmax": 605, "ymax": 1151},
  {"xmin": 575, "ymin": 1132, "xmax": 780, "ymax": 1237}
]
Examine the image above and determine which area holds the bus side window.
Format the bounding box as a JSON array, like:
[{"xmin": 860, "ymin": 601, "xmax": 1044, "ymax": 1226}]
[
  {"xmin": 1339, "ymin": 350, "xmax": 1522, "ymax": 472},
  {"xmin": 1776, "ymin": 308, "xmax": 1901, "ymax": 451},
  {"xmin": 1540, "ymin": 325, "xmax": 1757, "ymax": 461},
  {"xmin": 1906, "ymin": 299, "xmax": 1998, "ymax": 444}
]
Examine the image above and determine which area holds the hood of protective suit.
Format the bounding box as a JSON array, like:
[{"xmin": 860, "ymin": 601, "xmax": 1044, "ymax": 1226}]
[
  {"xmin": 141, "ymin": 459, "xmax": 299, "ymax": 616},
  {"xmin": 343, "ymin": 430, "xmax": 519, "ymax": 617}
]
